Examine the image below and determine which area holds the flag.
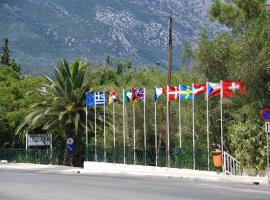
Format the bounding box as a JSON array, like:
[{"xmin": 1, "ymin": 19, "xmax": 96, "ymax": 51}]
[
  {"xmin": 168, "ymin": 86, "xmax": 180, "ymax": 101},
  {"xmin": 109, "ymin": 90, "xmax": 118, "ymax": 104},
  {"xmin": 86, "ymin": 93, "xmax": 95, "ymax": 106},
  {"xmin": 135, "ymin": 88, "xmax": 145, "ymax": 103},
  {"xmin": 95, "ymin": 92, "xmax": 108, "ymax": 105},
  {"xmin": 154, "ymin": 87, "xmax": 166, "ymax": 102},
  {"xmin": 179, "ymin": 84, "xmax": 192, "ymax": 101},
  {"xmin": 131, "ymin": 87, "xmax": 138, "ymax": 104},
  {"xmin": 86, "ymin": 92, "xmax": 108, "ymax": 106},
  {"xmin": 124, "ymin": 91, "xmax": 133, "ymax": 103},
  {"xmin": 208, "ymin": 82, "xmax": 221, "ymax": 97},
  {"xmin": 222, "ymin": 80, "xmax": 247, "ymax": 98},
  {"xmin": 193, "ymin": 83, "xmax": 206, "ymax": 97}
]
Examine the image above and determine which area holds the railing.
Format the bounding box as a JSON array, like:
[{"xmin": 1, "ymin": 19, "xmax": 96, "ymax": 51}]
[
  {"xmin": 223, "ymin": 151, "xmax": 241, "ymax": 175},
  {"xmin": 86, "ymin": 145, "xmax": 214, "ymax": 171},
  {"xmin": 0, "ymin": 148, "xmax": 64, "ymax": 165},
  {"xmin": 0, "ymin": 147, "xmax": 216, "ymax": 171}
]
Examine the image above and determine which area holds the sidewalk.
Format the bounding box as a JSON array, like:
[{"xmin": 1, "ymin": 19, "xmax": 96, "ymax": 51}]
[{"xmin": 0, "ymin": 161, "xmax": 268, "ymax": 185}]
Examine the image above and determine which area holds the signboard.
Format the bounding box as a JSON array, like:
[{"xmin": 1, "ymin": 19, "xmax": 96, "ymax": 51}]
[
  {"xmin": 65, "ymin": 137, "xmax": 74, "ymax": 153},
  {"xmin": 260, "ymin": 109, "xmax": 270, "ymax": 122},
  {"xmin": 26, "ymin": 134, "xmax": 52, "ymax": 147}
]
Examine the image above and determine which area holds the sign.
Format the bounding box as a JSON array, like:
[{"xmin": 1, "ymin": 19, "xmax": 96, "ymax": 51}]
[
  {"xmin": 65, "ymin": 138, "xmax": 74, "ymax": 153},
  {"xmin": 260, "ymin": 109, "xmax": 270, "ymax": 122},
  {"xmin": 27, "ymin": 134, "xmax": 52, "ymax": 147},
  {"xmin": 66, "ymin": 138, "xmax": 74, "ymax": 145}
]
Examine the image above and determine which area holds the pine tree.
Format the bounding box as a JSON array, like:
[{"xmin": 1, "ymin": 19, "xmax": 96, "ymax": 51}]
[
  {"xmin": 106, "ymin": 55, "xmax": 112, "ymax": 67},
  {"xmin": 210, "ymin": 0, "xmax": 267, "ymax": 27},
  {"xmin": 1, "ymin": 37, "xmax": 10, "ymax": 66}
]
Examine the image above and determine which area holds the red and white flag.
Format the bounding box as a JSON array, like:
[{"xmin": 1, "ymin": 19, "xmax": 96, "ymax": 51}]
[
  {"xmin": 222, "ymin": 81, "xmax": 247, "ymax": 98},
  {"xmin": 167, "ymin": 86, "xmax": 180, "ymax": 101},
  {"xmin": 193, "ymin": 83, "xmax": 206, "ymax": 97}
]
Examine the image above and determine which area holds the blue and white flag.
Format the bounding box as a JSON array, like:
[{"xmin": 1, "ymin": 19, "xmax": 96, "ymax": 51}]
[
  {"xmin": 95, "ymin": 92, "xmax": 108, "ymax": 105},
  {"xmin": 86, "ymin": 92, "xmax": 108, "ymax": 107}
]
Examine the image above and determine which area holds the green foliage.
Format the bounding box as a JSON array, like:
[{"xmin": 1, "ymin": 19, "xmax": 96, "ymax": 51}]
[
  {"xmin": 227, "ymin": 117, "xmax": 266, "ymax": 175},
  {"xmin": 0, "ymin": 37, "xmax": 21, "ymax": 73},
  {"xmin": 0, "ymin": 65, "xmax": 44, "ymax": 148},
  {"xmin": 1, "ymin": 37, "xmax": 10, "ymax": 66},
  {"xmin": 210, "ymin": 0, "xmax": 268, "ymax": 27}
]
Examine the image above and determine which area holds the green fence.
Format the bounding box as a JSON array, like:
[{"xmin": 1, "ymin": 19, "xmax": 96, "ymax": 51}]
[
  {"xmin": 86, "ymin": 145, "xmax": 214, "ymax": 171},
  {"xmin": 0, "ymin": 146, "xmax": 215, "ymax": 171},
  {"xmin": 0, "ymin": 148, "xmax": 64, "ymax": 165}
]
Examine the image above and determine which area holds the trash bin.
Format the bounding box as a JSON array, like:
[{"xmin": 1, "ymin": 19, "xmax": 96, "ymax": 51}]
[{"xmin": 212, "ymin": 148, "xmax": 222, "ymax": 168}]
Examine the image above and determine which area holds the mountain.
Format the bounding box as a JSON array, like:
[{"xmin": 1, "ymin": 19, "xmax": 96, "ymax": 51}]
[{"xmin": 0, "ymin": 0, "xmax": 221, "ymax": 74}]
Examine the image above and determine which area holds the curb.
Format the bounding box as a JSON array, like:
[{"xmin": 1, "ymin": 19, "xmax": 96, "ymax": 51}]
[{"xmin": 83, "ymin": 161, "xmax": 268, "ymax": 185}]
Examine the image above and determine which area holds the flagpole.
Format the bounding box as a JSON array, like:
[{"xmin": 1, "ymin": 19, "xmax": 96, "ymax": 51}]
[
  {"xmin": 85, "ymin": 105, "xmax": 88, "ymax": 161},
  {"xmin": 166, "ymin": 85, "xmax": 170, "ymax": 167},
  {"xmin": 104, "ymin": 91, "xmax": 106, "ymax": 162},
  {"xmin": 220, "ymin": 80, "xmax": 224, "ymax": 173},
  {"xmin": 154, "ymin": 93, "xmax": 158, "ymax": 167},
  {"xmin": 178, "ymin": 84, "xmax": 182, "ymax": 149},
  {"xmin": 206, "ymin": 81, "xmax": 210, "ymax": 171},
  {"xmin": 192, "ymin": 83, "xmax": 195, "ymax": 170},
  {"xmin": 113, "ymin": 102, "xmax": 116, "ymax": 163},
  {"xmin": 94, "ymin": 92, "xmax": 97, "ymax": 162},
  {"xmin": 123, "ymin": 89, "xmax": 126, "ymax": 164},
  {"xmin": 133, "ymin": 103, "xmax": 136, "ymax": 165},
  {"xmin": 144, "ymin": 87, "xmax": 147, "ymax": 165}
]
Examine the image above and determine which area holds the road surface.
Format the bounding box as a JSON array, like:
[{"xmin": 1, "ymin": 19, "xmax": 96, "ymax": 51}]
[{"xmin": 0, "ymin": 169, "xmax": 269, "ymax": 200}]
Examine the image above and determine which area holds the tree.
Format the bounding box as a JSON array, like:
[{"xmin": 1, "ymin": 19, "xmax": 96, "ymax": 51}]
[
  {"xmin": 210, "ymin": 0, "xmax": 268, "ymax": 27},
  {"xmin": 0, "ymin": 37, "xmax": 21, "ymax": 73},
  {"xmin": 16, "ymin": 59, "xmax": 90, "ymax": 166},
  {"xmin": 0, "ymin": 66, "xmax": 45, "ymax": 148},
  {"xmin": 1, "ymin": 37, "xmax": 10, "ymax": 66}
]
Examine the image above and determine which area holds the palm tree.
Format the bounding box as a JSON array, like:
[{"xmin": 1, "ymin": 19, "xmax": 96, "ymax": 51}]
[{"xmin": 17, "ymin": 59, "xmax": 90, "ymax": 166}]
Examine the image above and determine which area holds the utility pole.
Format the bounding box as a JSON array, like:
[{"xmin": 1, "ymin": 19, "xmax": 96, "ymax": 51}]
[{"xmin": 166, "ymin": 16, "xmax": 173, "ymax": 167}]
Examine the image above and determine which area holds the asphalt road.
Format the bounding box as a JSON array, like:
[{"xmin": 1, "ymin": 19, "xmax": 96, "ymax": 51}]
[{"xmin": 0, "ymin": 169, "xmax": 269, "ymax": 200}]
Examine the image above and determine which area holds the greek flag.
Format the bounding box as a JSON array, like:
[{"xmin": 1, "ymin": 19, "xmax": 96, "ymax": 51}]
[
  {"xmin": 86, "ymin": 92, "xmax": 108, "ymax": 107},
  {"xmin": 95, "ymin": 92, "xmax": 108, "ymax": 105}
]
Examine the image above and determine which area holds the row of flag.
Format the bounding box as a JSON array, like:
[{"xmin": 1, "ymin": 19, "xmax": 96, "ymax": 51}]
[
  {"xmin": 157, "ymin": 81, "xmax": 246, "ymax": 101},
  {"xmin": 85, "ymin": 81, "xmax": 246, "ymax": 106},
  {"xmin": 85, "ymin": 87, "xmax": 144, "ymax": 106}
]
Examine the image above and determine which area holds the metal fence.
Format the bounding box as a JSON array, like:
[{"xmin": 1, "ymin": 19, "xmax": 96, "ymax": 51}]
[
  {"xmin": 0, "ymin": 146, "xmax": 215, "ymax": 171},
  {"xmin": 0, "ymin": 148, "xmax": 63, "ymax": 165},
  {"xmin": 86, "ymin": 145, "xmax": 214, "ymax": 171}
]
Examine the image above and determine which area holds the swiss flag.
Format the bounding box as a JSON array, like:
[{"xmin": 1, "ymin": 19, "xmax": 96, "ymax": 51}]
[
  {"xmin": 168, "ymin": 86, "xmax": 180, "ymax": 101},
  {"xmin": 193, "ymin": 83, "xmax": 206, "ymax": 97},
  {"xmin": 222, "ymin": 81, "xmax": 247, "ymax": 98}
]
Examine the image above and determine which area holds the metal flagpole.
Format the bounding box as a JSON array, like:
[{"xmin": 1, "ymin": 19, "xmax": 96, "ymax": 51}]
[
  {"xmin": 267, "ymin": 128, "xmax": 269, "ymax": 184},
  {"xmin": 178, "ymin": 84, "xmax": 182, "ymax": 149},
  {"xmin": 192, "ymin": 83, "xmax": 195, "ymax": 170},
  {"xmin": 144, "ymin": 87, "xmax": 147, "ymax": 165},
  {"xmin": 113, "ymin": 102, "xmax": 116, "ymax": 163},
  {"xmin": 133, "ymin": 103, "xmax": 136, "ymax": 165},
  {"xmin": 25, "ymin": 134, "xmax": 28, "ymax": 162},
  {"xmin": 206, "ymin": 82, "xmax": 210, "ymax": 171},
  {"xmin": 123, "ymin": 89, "xmax": 126, "ymax": 164},
  {"xmin": 220, "ymin": 80, "xmax": 224, "ymax": 173},
  {"xmin": 154, "ymin": 96, "xmax": 158, "ymax": 167},
  {"xmin": 94, "ymin": 92, "xmax": 97, "ymax": 162},
  {"xmin": 85, "ymin": 105, "xmax": 88, "ymax": 161},
  {"xmin": 166, "ymin": 85, "xmax": 170, "ymax": 167},
  {"xmin": 104, "ymin": 91, "xmax": 106, "ymax": 162}
]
